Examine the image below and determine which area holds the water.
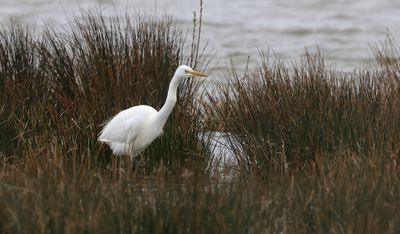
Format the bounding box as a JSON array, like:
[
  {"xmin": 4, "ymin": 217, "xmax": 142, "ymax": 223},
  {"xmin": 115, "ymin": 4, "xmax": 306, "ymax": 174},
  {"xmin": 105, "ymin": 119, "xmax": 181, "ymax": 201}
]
[{"xmin": 1, "ymin": 0, "xmax": 400, "ymax": 71}]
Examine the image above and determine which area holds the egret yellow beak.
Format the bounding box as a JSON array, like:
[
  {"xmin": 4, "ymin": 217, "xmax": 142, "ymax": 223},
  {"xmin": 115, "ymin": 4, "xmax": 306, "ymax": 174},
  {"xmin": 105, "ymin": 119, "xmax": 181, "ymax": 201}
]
[{"xmin": 188, "ymin": 69, "xmax": 207, "ymax": 77}]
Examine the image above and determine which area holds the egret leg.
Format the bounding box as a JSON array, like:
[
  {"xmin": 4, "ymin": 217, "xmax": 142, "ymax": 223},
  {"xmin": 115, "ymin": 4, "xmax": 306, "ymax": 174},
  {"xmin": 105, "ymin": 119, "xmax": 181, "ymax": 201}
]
[{"xmin": 130, "ymin": 155, "xmax": 142, "ymax": 171}]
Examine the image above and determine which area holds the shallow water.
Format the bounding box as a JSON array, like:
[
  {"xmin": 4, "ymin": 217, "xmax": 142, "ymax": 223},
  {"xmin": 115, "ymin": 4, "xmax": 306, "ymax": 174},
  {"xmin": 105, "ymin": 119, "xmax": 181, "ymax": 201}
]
[{"xmin": 1, "ymin": 0, "xmax": 399, "ymax": 71}]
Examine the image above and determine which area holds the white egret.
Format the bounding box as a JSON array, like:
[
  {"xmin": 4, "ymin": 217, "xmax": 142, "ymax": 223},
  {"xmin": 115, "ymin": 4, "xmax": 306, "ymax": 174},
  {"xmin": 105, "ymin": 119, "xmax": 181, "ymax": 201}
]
[{"xmin": 98, "ymin": 65, "xmax": 207, "ymax": 157}]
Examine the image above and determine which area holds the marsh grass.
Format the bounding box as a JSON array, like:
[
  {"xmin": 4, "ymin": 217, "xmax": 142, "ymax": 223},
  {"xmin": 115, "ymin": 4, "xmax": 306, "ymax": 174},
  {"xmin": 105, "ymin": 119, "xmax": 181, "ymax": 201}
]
[
  {"xmin": 206, "ymin": 47, "xmax": 400, "ymax": 178},
  {"xmin": 0, "ymin": 10, "xmax": 212, "ymax": 232},
  {"xmin": 0, "ymin": 12, "xmax": 209, "ymax": 172},
  {"xmin": 2, "ymin": 5, "xmax": 400, "ymax": 233},
  {"xmin": 2, "ymin": 147, "xmax": 400, "ymax": 233}
]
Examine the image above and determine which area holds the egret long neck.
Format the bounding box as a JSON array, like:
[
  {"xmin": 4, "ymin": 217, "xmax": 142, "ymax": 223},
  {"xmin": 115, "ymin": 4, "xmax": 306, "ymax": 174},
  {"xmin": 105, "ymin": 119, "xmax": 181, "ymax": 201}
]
[{"xmin": 154, "ymin": 74, "xmax": 181, "ymax": 129}]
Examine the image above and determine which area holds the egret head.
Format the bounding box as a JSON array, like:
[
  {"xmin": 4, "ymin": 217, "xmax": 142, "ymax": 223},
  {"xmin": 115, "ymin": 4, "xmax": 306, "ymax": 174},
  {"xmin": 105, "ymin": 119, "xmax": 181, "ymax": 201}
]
[{"xmin": 175, "ymin": 65, "xmax": 207, "ymax": 79}]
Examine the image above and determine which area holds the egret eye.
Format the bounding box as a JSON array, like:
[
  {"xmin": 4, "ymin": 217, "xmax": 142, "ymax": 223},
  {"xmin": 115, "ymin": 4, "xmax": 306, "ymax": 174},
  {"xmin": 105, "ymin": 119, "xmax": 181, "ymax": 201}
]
[{"xmin": 184, "ymin": 69, "xmax": 190, "ymax": 74}]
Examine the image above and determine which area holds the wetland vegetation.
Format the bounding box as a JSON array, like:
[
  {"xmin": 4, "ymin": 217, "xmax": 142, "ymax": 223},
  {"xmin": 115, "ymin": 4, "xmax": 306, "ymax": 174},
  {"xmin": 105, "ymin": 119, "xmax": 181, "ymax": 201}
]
[{"xmin": 1, "ymin": 8, "xmax": 400, "ymax": 234}]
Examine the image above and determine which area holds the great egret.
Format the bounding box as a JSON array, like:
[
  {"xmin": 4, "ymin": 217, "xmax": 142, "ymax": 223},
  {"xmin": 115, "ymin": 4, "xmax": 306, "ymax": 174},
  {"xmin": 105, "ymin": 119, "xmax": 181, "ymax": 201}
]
[{"xmin": 98, "ymin": 65, "xmax": 207, "ymax": 157}]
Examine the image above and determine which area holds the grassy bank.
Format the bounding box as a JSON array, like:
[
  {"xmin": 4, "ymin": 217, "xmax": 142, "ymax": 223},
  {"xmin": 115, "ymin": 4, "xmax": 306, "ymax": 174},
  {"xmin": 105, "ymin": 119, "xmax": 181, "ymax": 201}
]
[{"xmin": 1, "ymin": 9, "xmax": 400, "ymax": 234}]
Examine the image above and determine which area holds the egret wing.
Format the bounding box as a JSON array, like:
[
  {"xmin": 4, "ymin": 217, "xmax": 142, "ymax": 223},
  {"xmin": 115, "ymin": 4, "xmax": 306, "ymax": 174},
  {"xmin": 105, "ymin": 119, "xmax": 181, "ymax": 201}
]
[{"xmin": 98, "ymin": 105, "xmax": 157, "ymax": 144}]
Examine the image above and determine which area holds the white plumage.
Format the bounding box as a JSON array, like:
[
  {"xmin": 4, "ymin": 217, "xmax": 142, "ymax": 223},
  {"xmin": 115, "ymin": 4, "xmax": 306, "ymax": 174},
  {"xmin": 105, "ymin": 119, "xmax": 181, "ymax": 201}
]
[
  {"xmin": 98, "ymin": 65, "xmax": 207, "ymax": 157},
  {"xmin": 99, "ymin": 105, "xmax": 158, "ymax": 156}
]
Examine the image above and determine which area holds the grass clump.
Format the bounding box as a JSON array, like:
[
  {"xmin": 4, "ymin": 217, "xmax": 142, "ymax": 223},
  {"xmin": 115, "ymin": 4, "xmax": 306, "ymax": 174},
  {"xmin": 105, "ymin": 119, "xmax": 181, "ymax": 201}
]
[
  {"xmin": 0, "ymin": 12, "xmax": 209, "ymax": 173},
  {"xmin": 198, "ymin": 45, "xmax": 400, "ymax": 232},
  {"xmin": 207, "ymin": 48, "xmax": 400, "ymax": 177},
  {"xmin": 0, "ymin": 10, "xmax": 212, "ymax": 233}
]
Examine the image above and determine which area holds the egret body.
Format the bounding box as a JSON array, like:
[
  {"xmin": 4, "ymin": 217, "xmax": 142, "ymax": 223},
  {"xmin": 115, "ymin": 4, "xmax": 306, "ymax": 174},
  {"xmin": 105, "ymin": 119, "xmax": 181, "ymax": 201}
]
[{"xmin": 98, "ymin": 65, "xmax": 207, "ymax": 157}]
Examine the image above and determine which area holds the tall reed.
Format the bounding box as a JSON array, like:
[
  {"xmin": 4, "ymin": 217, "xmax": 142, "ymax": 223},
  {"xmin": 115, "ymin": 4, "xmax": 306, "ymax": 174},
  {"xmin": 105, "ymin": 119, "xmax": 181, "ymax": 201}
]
[
  {"xmin": 207, "ymin": 47, "xmax": 400, "ymax": 178},
  {"xmin": 0, "ymin": 11, "xmax": 209, "ymax": 174}
]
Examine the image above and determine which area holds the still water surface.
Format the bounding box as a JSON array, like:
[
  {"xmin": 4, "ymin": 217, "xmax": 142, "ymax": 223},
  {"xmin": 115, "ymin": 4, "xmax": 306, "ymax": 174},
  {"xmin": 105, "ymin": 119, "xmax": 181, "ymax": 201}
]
[{"xmin": 1, "ymin": 0, "xmax": 400, "ymax": 71}]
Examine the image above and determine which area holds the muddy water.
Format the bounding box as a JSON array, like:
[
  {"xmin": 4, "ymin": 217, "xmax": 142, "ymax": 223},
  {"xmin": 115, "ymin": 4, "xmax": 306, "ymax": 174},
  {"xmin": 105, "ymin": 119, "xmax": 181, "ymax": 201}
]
[{"xmin": 1, "ymin": 0, "xmax": 399, "ymax": 71}]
